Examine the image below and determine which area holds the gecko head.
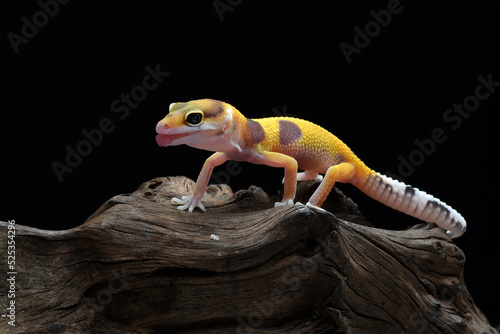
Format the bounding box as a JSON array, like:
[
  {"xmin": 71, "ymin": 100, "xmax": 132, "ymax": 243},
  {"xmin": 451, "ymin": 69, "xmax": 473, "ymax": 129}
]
[{"xmin": 155, "ymin": 99, "xmax": 233, "ymax": 149}]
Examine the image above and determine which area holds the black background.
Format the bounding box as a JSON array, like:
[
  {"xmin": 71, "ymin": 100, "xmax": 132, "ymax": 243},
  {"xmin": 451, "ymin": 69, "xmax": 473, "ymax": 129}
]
[{"xmin": 2, "ymin": 0, "xmax": 499, "ymax": 327}]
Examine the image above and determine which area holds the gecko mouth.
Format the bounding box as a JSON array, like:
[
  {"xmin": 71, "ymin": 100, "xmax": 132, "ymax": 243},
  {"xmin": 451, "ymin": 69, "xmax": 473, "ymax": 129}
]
[{"xmin": 155, "ymin": 132, "xmax": 197, "ymax": 147}]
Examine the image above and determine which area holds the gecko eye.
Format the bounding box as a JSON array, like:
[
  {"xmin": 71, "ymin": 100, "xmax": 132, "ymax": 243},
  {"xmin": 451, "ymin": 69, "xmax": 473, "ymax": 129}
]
[{"xmin": 185, "ymin": 110, "xmax": 204, "ymax": 126}]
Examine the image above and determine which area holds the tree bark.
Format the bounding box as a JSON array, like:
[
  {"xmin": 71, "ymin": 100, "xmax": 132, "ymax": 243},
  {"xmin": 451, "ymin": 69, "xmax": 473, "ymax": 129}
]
[{"xmin": 0, "ymin": 176, "xmax": 496, "ymax": 333}]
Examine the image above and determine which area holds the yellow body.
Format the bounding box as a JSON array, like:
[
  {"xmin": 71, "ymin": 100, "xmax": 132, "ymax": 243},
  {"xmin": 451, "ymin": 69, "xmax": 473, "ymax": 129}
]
[{"xmin": 156, "ymin": 99, "xmax": 466, "ymax": 238}]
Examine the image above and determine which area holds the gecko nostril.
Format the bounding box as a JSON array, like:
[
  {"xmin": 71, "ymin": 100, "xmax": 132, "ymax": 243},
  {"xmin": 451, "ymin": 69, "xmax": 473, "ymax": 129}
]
[{"xmin": 156, "ymin": 121, "xmax": 169, "ymax": 133}]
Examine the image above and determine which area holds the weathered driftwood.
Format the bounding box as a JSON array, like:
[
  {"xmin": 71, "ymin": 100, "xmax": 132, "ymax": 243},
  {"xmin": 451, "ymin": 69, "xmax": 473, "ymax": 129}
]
[{"xmin": 0, "ymin": 176, "xmax": 496, "ymax": 334}]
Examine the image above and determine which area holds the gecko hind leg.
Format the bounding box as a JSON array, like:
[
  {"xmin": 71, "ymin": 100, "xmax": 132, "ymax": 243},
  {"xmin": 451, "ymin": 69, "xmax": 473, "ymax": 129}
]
[{"xmin": 307, "ymin": 162, "xmax": 356, "ymax": 208}]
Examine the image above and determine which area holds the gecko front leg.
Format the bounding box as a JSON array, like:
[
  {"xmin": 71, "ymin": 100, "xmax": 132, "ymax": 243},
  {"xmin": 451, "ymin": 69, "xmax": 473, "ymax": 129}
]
[{"xmin": 172, "ymin": 152, "xmax": 229, "ymax": 212}]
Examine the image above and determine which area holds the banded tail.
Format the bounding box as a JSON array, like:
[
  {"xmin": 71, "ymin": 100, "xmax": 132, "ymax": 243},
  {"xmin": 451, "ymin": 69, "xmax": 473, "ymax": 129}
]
[{"xmin": 358, "ymin": 171, "xmax": 466, "ymax": 238}]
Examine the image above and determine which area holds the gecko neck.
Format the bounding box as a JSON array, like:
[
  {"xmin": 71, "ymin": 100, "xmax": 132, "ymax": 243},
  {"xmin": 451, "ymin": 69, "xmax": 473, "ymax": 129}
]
[
  {"xmin": 224, "ymin": 107, "xmax": 260, "ymax": 156},
  {"xmin": 190, "ymin": 105, "xmax": 250, "ymax": 156}
]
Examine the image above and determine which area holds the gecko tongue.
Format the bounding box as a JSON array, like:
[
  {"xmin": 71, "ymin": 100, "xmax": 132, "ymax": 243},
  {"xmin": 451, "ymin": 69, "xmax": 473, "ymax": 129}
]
[{"xmin": 155, "ymin": 133, "xmax": 194, "ymax": 147}]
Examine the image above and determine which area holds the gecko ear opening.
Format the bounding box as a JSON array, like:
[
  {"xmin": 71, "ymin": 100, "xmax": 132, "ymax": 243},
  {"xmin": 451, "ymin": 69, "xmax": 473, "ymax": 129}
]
[{"xmin": 185, "ymin": 110, "xmax": 204, "ymax": 126}]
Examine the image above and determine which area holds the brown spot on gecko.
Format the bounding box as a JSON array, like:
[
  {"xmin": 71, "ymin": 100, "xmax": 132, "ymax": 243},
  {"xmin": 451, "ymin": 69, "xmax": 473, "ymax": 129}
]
[
  {"xmin": 204, "ymin": 103, "xmax": 225, "ymax": 119},
  {"xmin": 278, "ymin": 120, "xmax": 302, "ymax": 146},
  {"xmin": 245, "ymin": 119, "xmax": 265, "ymax": 145}
]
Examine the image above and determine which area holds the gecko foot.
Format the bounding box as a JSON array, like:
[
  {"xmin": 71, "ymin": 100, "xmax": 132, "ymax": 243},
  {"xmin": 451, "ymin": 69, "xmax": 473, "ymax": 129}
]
[
  {"xmin": 171, "ymin": 195, "xmax": 206, "ymax": 212},
  {"xmin": 305, "ymin": 202, "xmax": 327, "ymax": 213},
  {"xmin": 274, "ymin": 199, "xmax": 294, "ymax": 207}
]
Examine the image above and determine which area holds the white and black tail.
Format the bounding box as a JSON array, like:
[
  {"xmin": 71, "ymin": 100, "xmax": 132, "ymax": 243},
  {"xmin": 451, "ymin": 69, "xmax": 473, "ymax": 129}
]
[{"xmin": 358, "ymin": 171, "xmax": 466, "ymax": 238}]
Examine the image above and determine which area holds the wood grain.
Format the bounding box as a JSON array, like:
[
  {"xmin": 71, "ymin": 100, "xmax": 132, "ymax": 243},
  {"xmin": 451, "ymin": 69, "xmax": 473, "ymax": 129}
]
[{"xmin": 0, "ymin": 176, "xmax": 496, "ymax": 333}]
